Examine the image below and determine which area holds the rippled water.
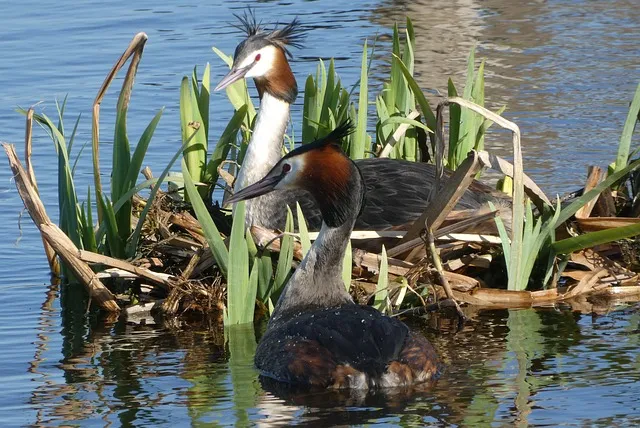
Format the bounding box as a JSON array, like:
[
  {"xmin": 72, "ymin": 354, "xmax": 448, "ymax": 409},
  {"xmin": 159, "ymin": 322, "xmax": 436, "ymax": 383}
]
[
  {"xmin": 1, "ymin": 0, "xmax": 640, "ymax": 426},
  {"xmin": 2, "ymin": 283, "xmax": 639, "ymax": 426}
]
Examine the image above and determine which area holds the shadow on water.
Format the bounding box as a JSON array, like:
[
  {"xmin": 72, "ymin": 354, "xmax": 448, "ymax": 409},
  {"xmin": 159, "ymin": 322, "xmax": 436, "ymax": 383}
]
[{"xmin": 23, "ymin": 281, "xmax": 640, "ymax": 425}]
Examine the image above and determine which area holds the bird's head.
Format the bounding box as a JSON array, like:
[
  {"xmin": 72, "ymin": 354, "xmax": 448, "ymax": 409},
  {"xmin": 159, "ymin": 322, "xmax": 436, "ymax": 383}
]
[
  {"xmin": 227, "ymin": 121, "xmax": 364, "ymax": 227},
  {"xmin": 214, "ymin": 11, "xmax": 305, "ymax": 103}
]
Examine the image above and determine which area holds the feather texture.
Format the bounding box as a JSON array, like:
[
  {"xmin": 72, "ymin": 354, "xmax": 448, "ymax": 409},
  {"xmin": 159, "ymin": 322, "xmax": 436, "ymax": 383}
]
[{"xmin": 256, "ymin": 158, "xmax": 511, "ymax": 232}]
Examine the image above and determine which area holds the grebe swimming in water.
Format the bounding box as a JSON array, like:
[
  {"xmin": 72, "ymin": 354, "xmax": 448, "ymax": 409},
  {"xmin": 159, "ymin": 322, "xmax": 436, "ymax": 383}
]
[{"xmin": 227, "ymin": 121, "xmax": 439, "ymax": 388}]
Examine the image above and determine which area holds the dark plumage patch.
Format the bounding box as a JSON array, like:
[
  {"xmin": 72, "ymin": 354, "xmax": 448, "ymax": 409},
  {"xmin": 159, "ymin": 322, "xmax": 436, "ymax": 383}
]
[
  {"xmin": 285, "ymin": 339, "xmax": 337, "ymax": 387},
  {"xmin": 255, "ymin": 304, "xmax": 411, "ymax": 386},
  {"xmin": 256, "ymin": 157, "xmax": 511, "ymax": 232},
  {"xmin": 397, "ymin": 332, "xmax": 440, "ymax": 381}
]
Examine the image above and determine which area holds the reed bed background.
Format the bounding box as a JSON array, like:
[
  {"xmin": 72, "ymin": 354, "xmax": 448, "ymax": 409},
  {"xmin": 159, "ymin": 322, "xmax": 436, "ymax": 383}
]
[{"xmin": 4, "ymin": 19, "xmax": 640, "ymax": 326}]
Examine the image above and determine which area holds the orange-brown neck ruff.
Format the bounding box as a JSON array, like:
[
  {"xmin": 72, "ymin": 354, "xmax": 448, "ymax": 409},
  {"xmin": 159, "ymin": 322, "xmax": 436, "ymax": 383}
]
[
  {"xmin": 254, "ymin": 49, "xmax": 297, "ymax": 104},
  {"xmin": 299, "ymin": 144, "xmax": 361, "ymax": 228}
]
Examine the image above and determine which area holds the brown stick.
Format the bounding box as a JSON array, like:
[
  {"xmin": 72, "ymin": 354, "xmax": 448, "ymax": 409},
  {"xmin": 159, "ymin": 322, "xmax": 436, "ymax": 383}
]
[
  {"xmin": 78, "ymin": 250, "xmax": 174, "ymax": 289},
  {"xmin": 4, "ymin": 143, "xmax": 119, "ymax": 312},
  {"xmin": 575, "ymin": 166, "xmax": 603, "ymax": 219},
  {"xmin": 41, "ymin": 224, "xmax": 120, "ymax": 312},
  {"xmin": 4, "ymin": 143, "xmax": 54, "ymax": 229},
  {"xmin": 426, "ymin": 228, "xmax": 466, "ymax": 319},
  {"xmin": 24, "ymin": 108, "xmax": 60, "ymax": 274},
  {"xmin": 393, "ymin": 150, "xmax": 483, "ymax": 261}
]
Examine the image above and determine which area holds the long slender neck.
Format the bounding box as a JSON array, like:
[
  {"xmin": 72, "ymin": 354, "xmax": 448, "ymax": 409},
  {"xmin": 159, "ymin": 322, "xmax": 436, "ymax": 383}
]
[
  {"xmin": 270, "ymin": 219, "xmax": 355, "ymax": 325},
  {"xmin": 234, "ymin": 92, "xmax": 290, "ymax": 192},
  {"xmin": 234, "ymin": 92, "xmax": 290, "ymax": 227},
  {"xmin": 269, "ymin": 163, "xmax": 365, "ymax": 325}
]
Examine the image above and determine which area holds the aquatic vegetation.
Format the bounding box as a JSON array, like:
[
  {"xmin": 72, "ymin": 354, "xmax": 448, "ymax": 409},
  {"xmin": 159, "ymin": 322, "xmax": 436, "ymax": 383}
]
[{"xmin": 4, "ymin": 19, "xmax": 640, "ymax": 325}]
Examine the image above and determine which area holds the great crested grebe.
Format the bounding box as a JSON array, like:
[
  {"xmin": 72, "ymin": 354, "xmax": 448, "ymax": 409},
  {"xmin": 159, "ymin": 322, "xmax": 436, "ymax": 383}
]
[
  {"xmin": 216, "ymin": 13, "xmax": 510, "ymax": 231},
  {"xmin": 227, "ymin": 121, "xmax": 440, "ymax": 388}
]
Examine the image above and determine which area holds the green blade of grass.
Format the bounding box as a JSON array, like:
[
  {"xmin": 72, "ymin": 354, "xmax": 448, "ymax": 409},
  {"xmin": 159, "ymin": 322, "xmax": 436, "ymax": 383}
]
[
  {"xmin": 394, "ymin": 55, "xmax": 436, "ymax": 136},
  {"xmin": 614, "ymin": 82, "xmax": 640, "ymax": 172},
  {"xmin": 98, "ymin": 194, "xmax": 123, "ymax": 257},
  {"xmin": 553, "ymin": 222, "xmax": 640, "ymax": 254},
  {"xmin": 448, "ymin": 78, "xmax": 460, "ymax": 165},
  {"xmin": 302, "ymin": 74, "xmax": 318, "ymax": 143},
  {"xmin": 125, "ymin": 108, "xmax": 163, "ymax": 193},
  {"xmin": 82, "ymin": 186, "xmax": 97, "ymax": 252},
  {"xmin": 373, "ymin": 246, "xmax": 389, "ymax": 313},
  {"xmin": 296, "ymin": 203, "xmax": 311, "ymax": 257},
  {"xmin": 196, "ymin": 63, "xmax": 210, "ymax": 142},
  {"xmin": 273, "ymin": 208, "xmax": 294, "ymax": 299},
  {"xmin": 226, "ymin": 200, "xmax": 251, "ymax": 325},
  {"xmin": 352, "ymin": 39, "xmax": 368, "ymax": 160},
  {"xmin": 182, "ymin": 158, "xmax": 229, "ymax": 277},
  {"xmin": 257, "ymin": 250, "xmax": 273, "ymax": 302},
  {"xmin": 180, "ymin": 76, "xmax": 206, "ymax": 184},
  {"xmin": 205, "ymin": 105, "xmax": 247, "ymax": 185}
]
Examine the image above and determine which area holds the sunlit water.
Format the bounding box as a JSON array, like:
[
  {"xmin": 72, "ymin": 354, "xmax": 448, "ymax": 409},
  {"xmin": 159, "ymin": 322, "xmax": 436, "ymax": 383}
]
[{"xmin": 1, "ymin": 0, "xmax": 640, "ymax": 425}]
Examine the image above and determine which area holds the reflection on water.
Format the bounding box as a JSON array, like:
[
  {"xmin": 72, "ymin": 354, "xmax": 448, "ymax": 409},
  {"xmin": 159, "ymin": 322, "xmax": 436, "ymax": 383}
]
[{"xmin": 7, "ymin": 283, "xmax": 638, "ymax": 426}]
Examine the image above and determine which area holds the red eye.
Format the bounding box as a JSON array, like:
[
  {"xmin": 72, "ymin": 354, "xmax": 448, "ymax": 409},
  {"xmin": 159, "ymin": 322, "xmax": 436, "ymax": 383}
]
[
  {"xmin": 282, "ymin": 163, "xmax": 291, "ymax": 173},
  {"xmin": 255, "ymin": 53, "xmax": 261, "ymax": 62}
]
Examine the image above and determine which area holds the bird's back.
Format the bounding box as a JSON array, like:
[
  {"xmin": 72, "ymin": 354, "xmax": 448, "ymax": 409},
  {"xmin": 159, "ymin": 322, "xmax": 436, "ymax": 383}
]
[
  {"xmin": 257, "ymin": 158, "xmax": 510, "ymax": 231},
  {"xmin": 255, "ymin": 304, "xmax": 408, "ymax": 386}
]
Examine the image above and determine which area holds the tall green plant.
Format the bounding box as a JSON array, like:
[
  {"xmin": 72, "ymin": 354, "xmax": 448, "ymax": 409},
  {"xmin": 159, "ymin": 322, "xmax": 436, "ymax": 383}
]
[
  {"xmin": 302, "ymin": 58, "xmax": 351, "ymax": 143},
  {"xmin": 614, "ymin": 82, "xmax": 640, "ymax": 173},
  {"xmin": 447, "ymin": 48, "xmax": 505, "ymax": 170},
  {"xmin": 180, "ymin": 65, "xmax": 210, "ymax": 198},
  {"xmin": 225, "ymin": 201, "xmax": 259, "ymax": 325},
  {"xmin": 108, "ymin": 99, "xmax": 163, "ymax": 258},
  {"xmin": 377, "ymin": 19, "xmax": 425, "ymax": 161},
  {"xmin": 22, "ymin": 106, "xmax": 86, "ymax": 249}
]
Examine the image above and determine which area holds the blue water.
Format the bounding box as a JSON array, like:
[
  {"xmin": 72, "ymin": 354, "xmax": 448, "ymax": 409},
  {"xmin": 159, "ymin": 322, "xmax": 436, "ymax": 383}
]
[{"xmin": 1, "ymin": 0, "xmax": 640, "ymax": 425}]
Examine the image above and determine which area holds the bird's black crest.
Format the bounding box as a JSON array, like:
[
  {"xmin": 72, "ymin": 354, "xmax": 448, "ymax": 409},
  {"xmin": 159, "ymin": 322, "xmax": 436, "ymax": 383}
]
[
  {"xmin": 314, "ymin": 119, "xmax": 355, "ymax": 147},
  {"xmin": 268, "ymin": 18, "xmax": 306, "ymax": 52},
  {"xmin": 232, "ymin": 9, "xmax": 262, "ymax": 37},
  {"xmin": 232, "ymin": 9, "xmax": 306, "ymax": 58},
  {"xmin": 283, "ymin": 120, "xmax": 355, "ymax": 161}
]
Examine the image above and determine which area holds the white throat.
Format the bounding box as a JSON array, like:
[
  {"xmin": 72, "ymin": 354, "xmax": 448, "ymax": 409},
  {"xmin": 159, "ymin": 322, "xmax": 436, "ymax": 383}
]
[
  {"xmin": 234, "ymin": 92, "xmax": 290, "ymax": 192},
  {"xmin": 233, "ymin": 92, "xmax": 291, "ymax": 227}
]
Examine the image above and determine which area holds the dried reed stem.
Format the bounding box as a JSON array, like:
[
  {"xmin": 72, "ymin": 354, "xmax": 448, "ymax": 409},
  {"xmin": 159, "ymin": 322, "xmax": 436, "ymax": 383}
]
[
  {"xmin": 3, "ymin": 143, "xmax": 119, "ymax": 312},
  {"xmin": 92, "ymin": 32, "xmax": 148, "ymax": 223},
  {"xmin": 78, "ymin": 250, "xmax": 174, "ymax": 289},
  {"xmin": 24, "ymin": 108, "xmax": 60, "ymax": 275},
  {"xmin": 426, "ymin": 228, "xmax": 465, "ymax": 319}
]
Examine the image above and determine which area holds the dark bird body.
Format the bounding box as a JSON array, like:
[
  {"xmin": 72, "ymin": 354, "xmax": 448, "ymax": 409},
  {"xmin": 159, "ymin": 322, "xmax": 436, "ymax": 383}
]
[
  {"xmin": 227, "ymin": 122, "xmax": 440, "ymax": 389},
  {"xmin": 215, "ymin": 13, "xmax": 511, "ymax": 233},
  {"xmin": 260, "ymin": 158, "xmax": 506, "ymax": 231}
]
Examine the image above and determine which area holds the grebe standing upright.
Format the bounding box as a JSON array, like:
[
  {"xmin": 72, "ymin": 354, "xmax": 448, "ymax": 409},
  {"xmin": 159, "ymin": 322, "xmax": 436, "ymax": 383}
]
[
  {"xmin": 227, "ymin": 121, "xmax": 439, "ymax": 388},
  {"xmin": 216, "ymin": 12, "xmax": 511, "ymax": 232}
]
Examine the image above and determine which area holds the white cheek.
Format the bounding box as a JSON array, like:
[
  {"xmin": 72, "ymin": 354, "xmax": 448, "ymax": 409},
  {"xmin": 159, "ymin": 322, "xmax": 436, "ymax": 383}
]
[
  {"xmin": 244, "ymin": 46, "xmax": 277, "ymax": 78},
  {"xmin": 275, "ymin": 157, "xmax": 305, "ymax": 190}
]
